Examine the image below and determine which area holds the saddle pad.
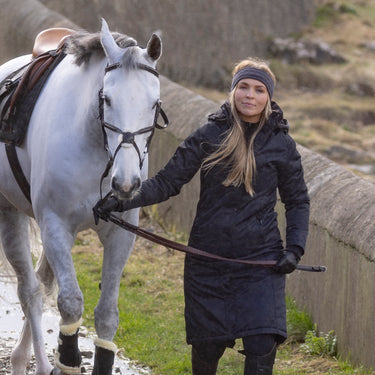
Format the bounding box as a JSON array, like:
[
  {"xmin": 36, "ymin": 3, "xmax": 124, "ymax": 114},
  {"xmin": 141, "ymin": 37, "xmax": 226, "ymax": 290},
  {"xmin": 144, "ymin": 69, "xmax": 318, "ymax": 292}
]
[{"xmin": 0, "ymin": 50, "xmax": 66, "ymax": 146}]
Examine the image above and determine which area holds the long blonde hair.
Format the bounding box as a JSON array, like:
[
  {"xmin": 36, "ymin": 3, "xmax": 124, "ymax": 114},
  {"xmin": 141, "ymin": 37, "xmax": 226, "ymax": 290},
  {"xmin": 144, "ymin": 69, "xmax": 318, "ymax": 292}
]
[{"xmin": 202, "ymin": 57, "xmax": 276, "ymax": 195}]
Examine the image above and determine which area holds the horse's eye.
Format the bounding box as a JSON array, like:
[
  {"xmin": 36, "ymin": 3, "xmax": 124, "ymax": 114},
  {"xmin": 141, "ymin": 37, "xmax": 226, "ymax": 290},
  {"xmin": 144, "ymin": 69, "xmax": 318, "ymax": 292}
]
[
  {"xmin": 101, "ymin": 92, "xmax": 111, "ymax": 107},
  {"xmin": 104, "ymin": 96, "xmax": 111, "ymax": 106}
]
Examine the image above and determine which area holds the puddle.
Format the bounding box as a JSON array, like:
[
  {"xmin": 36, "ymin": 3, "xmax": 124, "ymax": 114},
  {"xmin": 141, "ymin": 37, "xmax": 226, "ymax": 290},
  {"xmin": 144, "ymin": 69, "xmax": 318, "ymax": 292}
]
[{"xmin": 0, "ymin": 278, "xmax": 150, "ymax": 374}]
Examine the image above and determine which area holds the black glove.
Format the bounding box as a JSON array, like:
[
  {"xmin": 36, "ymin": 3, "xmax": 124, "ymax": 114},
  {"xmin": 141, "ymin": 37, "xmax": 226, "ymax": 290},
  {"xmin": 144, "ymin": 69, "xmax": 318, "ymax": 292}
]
[
  {"xmin": 275, "ymin": 250, "xmax": 299, "ymax": 274},
  {"xmin": 93, "ymin": 195, "xmax": 123, "ymax": 224}
]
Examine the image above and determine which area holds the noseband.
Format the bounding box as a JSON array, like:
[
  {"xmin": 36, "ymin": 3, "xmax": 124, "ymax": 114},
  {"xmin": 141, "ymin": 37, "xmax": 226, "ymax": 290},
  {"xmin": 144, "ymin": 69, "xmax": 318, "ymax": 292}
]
[{"xmin": 98, "ymin": 62, "xmax": 169, "ymax": 197}]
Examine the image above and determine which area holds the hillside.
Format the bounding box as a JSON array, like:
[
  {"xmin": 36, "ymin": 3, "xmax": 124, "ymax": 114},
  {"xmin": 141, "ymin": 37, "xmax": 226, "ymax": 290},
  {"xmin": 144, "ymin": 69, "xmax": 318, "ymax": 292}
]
[{"xmin": 193, "ymin": 0, "xmax": 375, "ymax": 180}]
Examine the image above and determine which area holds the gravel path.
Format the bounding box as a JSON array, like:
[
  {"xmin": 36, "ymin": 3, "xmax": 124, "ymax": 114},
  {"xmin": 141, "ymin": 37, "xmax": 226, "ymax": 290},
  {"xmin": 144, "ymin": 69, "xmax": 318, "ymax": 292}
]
[{"xmin": 0, "ymin": 278, "xmax": 150, "ymax": 375}]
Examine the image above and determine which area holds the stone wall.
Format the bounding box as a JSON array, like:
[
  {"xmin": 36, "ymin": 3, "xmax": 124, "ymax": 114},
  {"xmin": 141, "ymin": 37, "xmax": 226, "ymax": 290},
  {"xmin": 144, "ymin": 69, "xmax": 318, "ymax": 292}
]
[
  {"xmin": 278, "ymin": 148, "xmax": 375, "ymax": 369},
  {"xmin": 1, "ymin": 1, "xmax": 374, "ymax": 370},
  {"xmin": 0, "ymin": 0, "xmax": 77, "ymax": 62}
]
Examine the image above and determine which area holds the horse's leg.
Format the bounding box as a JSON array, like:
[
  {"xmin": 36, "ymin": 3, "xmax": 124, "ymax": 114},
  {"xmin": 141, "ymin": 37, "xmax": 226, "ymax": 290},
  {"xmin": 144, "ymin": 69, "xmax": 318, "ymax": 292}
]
[
  {"xmin": 0, "ymin": 207, "xmax": 53, "ymax": 375},
  {"xmin": 35, "ymin": 250, "xmax": 57, "ymax": 306},
  {"xmin": 92, "ymin": 216, "xmax": 138, "ymax": 375},
  {"xmin": 39, "ymin": 219, "xmax": 83, "ymax": 374}
]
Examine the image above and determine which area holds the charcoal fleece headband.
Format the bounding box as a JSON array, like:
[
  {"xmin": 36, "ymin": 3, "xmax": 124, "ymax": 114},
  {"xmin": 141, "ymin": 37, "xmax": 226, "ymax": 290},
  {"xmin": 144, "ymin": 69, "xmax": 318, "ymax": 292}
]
[{"xmin": 231, "ymin": 67, "xmax": 274, "ymax": 98}]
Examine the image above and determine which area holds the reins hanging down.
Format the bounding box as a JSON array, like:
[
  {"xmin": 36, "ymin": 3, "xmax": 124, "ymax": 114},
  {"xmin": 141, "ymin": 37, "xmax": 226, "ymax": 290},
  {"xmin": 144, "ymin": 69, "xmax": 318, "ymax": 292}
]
[{"xmin": 105, "ymin": 213, "xmax": 327, "ymax": 273}]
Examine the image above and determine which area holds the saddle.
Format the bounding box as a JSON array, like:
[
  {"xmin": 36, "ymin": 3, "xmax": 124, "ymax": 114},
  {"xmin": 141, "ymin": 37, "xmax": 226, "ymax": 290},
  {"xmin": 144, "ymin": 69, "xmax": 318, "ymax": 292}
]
[
  {"xmin": 0, "ymin": 27, "xmax": 74, "ymax": 202},
  {"xmin": 0, "ymin": 28, "xmax": 73, "ymax": 145}
]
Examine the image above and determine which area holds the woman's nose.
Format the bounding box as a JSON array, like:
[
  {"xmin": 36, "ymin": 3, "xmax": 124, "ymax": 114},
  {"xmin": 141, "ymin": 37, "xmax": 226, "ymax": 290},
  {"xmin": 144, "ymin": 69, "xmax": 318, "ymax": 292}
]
[{"xmin": 245, "ymin": 89, "xmax": 253, "ymax": 98}]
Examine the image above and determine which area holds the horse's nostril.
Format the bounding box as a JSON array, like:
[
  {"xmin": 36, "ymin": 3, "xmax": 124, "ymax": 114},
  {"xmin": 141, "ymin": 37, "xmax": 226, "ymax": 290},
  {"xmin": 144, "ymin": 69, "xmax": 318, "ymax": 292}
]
[
  {"xmin": 111, "ymin": 177, "xmax": 120, "ymax": 192},
  {"xmin": 133, "ymin": 177, "xmax": 141, "ymax": 190}
]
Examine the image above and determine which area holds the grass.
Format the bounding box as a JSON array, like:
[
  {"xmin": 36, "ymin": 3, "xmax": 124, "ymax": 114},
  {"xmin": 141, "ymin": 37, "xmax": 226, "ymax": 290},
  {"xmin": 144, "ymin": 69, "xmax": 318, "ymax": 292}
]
[
  {"xmin": 72, "ymin": 217, "xmax": 374, "ymax": 374},
  {"xmin": 313, "ymin": 1, "xmax": 358, "ymax": 28}
]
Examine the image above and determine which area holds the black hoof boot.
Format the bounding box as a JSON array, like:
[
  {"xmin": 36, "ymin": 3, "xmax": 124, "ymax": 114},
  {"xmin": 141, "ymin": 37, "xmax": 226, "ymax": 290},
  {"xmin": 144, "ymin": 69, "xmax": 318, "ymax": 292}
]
[
  {"xmin": 244, "ymin": 344, "xmax": 277, "ymax": 375},
  {"xmin": 55, "ymin": 329, "xmax": 82, "ymax": 372},
  {"xmin": 92, "ymin": 345, "xmax": 115, "ymax": 375}
]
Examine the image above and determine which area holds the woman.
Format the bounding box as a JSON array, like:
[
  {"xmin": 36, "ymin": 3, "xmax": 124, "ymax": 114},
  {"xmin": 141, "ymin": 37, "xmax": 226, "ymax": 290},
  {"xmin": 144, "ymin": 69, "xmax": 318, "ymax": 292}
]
[{"xmin": 95, "ymin": 57, "xmax": 310, "ymax": 374}]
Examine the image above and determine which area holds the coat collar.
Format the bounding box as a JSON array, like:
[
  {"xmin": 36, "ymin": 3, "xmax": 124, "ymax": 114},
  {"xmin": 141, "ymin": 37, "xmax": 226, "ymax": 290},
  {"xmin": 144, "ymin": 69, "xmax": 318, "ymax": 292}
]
[
  {"xmin": 209, "ymin": 100, "xmax": 290, "ymax": 134},
  {"xmin": 208, "ymin": 101, "xmax": 290, "ymax": 156}
]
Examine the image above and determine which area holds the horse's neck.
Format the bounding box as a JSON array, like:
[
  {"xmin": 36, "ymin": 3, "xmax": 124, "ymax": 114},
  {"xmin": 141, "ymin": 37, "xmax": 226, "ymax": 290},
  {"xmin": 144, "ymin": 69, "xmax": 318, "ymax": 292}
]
[
  {"xmin": 65, "ymin": 55, "xmax": 105, "ymax": 139},
  {"xmin": 26, "ymin": 54, "xmax": 106, "ymax": 156}
]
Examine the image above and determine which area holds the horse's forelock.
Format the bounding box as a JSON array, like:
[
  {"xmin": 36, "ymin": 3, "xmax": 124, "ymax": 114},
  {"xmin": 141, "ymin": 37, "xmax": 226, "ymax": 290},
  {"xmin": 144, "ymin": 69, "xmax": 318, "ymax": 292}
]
[
  {"xmin": 121, "ymin": 48, "xmax": 141, "ymax": 71},
  {"xmin": 64, "ymin": 31, "xmax": 137, "ymax": 67}
]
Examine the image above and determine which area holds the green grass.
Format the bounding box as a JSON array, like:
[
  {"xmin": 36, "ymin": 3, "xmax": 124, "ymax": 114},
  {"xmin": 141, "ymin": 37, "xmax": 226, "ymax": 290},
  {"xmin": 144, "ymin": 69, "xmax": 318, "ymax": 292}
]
[
  {"xmin": 313, "ymin": 2, "xmax": 358, "ymax": 28},
  {"xmin": 285, "ymin": 296, "xmax": 314, "ymax": 342},
  {"xmin": 72, "ymin": 245, "xmax": 245, "ymax": 374},
  {"xmin": 72, "ymin": 229, "xmax": 374, "ymax": 374}
]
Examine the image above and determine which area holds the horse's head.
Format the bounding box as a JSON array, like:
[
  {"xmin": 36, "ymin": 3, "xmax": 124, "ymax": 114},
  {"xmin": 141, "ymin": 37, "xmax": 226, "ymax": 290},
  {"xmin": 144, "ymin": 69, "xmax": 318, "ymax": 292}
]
[{"xmin": 99, "ymin": 19, "xmax": 167, "ymax": 200}]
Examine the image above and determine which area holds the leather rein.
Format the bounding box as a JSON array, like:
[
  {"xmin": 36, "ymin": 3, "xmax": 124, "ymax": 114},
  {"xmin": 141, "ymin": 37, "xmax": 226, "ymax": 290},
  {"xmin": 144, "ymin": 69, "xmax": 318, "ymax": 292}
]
[{"xmin": 104, "ymin": 212, "xmax": 327, "ymax": 272}]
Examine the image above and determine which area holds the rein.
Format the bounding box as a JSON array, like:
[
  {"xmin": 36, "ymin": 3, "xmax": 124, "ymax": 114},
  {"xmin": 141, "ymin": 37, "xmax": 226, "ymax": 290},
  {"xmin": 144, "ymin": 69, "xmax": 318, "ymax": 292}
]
[
  {"xmin": 98, "ymin": 61, "xmax": 169, "ymax": 199},
  {"xmin": 105, "ymin": 213, "xmax": 327, "ymax": 272}
]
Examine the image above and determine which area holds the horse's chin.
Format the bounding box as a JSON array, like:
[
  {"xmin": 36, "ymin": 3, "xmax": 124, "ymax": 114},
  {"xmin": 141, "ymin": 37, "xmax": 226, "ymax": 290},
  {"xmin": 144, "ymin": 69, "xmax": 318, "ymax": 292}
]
[{"xmin": 114, "ymin": 189, "xmax": 139, "ymax": 201}]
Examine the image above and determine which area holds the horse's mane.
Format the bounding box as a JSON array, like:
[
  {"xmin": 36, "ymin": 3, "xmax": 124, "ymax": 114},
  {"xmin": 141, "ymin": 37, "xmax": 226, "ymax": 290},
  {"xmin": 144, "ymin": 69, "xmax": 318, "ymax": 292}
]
[{"xmin": 64, "ymin": 31, "xmax": 138, "ymax": 67}]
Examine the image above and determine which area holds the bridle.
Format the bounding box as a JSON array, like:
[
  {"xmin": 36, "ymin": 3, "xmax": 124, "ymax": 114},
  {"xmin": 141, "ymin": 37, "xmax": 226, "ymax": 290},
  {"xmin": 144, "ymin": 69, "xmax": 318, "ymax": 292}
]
[{"xmin": 98, "ymin": 61, "xmax": 169, "ymax": 198}]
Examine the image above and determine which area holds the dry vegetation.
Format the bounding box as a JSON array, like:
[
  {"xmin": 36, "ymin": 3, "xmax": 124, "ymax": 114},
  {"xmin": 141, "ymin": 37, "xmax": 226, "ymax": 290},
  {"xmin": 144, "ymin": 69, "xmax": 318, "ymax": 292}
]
[{"xmin": 191, "ymin": 0, "xmax": 375, "ymax": 181}]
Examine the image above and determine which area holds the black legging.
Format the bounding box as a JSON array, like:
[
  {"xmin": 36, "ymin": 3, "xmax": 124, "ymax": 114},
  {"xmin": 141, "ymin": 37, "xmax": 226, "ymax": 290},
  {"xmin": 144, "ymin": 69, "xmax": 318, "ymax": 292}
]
[{"xmin": 242, "ymin": 334, "xmax": 276, "ymax": 356}]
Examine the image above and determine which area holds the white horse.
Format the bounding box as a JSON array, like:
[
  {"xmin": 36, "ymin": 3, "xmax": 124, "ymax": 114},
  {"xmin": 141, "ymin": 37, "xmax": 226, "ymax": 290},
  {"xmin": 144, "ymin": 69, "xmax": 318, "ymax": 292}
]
[{"xmin": 0, "ymin": 19, "xmax": 165, "ymax": 375}]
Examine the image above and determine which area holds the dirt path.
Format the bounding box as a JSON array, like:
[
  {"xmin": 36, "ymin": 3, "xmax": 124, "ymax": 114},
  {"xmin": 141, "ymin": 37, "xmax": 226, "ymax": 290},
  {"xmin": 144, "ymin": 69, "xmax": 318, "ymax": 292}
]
[{"xmin": 0, "ymin": 278, "xmax": 149, "ymax": 375}]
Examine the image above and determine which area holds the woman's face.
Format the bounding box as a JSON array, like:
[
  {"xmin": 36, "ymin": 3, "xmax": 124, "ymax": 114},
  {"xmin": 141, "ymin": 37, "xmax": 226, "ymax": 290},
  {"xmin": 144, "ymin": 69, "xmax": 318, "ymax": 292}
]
[{"xmin": 234, "ymin": 78, "xmax": 269, "ymax": 123}]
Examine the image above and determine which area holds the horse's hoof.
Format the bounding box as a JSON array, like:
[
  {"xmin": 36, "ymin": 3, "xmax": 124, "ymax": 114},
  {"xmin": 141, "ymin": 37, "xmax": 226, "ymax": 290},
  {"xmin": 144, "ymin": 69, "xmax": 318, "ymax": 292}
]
[{"xmin": 50, "ymin": 368, "xmax": 64, "ymax": 375}]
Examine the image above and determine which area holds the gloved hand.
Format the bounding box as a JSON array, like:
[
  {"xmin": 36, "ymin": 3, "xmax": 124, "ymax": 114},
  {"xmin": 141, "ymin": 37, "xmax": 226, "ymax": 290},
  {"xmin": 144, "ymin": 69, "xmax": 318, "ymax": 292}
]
[
  {"xmin": 275, "ymin": 250, "xmax": 299, "ymax": 274},
  {"xmin": 93, "ymin": 195, "xmax": 123, "ymax": 224}
]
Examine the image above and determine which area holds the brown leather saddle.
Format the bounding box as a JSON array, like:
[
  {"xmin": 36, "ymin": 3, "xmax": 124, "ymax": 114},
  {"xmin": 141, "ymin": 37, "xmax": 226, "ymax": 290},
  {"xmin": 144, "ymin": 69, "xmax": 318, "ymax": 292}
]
[
  {"xmin": 0, "ymin": 27, "xmax": 74, "ymax": 202},
  {"xmin": 32, "ymin": 28, "xmax": 73, "ymax": 58}
]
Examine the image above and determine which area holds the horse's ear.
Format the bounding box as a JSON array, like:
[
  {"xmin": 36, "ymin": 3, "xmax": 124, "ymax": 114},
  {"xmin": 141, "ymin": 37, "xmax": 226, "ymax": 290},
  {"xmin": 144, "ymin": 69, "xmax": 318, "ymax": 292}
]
[
  {"xmin": 100, "ymin": 18, "xmax": 122, "ymax": 63},
  {"xmin": 146, "ymin": 33, "xmax": 162, "ymax": 62}
]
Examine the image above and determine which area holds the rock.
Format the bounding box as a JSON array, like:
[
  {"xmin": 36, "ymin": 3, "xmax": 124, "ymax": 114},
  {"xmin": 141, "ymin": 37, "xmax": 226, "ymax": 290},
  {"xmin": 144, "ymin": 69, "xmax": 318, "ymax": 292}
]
[
  {"xmin": 361, "ymin": 40, "xmax": 375, "ymax": 52},
  {"xmin": 345, "ymin": 81, "xmax": 375, "ymax": 97},
  {"xmin": 268, "ymin": 37, "xmax": 347, "ymax": 65},
  {"xmin": 325, "ymin": 145, "xmax": 373, "ymax": 164}
]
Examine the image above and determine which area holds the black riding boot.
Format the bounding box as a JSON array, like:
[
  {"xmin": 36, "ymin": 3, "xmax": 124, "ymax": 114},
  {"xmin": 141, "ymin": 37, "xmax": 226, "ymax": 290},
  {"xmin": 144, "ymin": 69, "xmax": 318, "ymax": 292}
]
[
  {"xmin": 244, "ymin": 343, "xmax": 277, "ymax": 375},
  {"xmin": 191, "ymin": 345, "xmax": 222, "ymax": 375}
]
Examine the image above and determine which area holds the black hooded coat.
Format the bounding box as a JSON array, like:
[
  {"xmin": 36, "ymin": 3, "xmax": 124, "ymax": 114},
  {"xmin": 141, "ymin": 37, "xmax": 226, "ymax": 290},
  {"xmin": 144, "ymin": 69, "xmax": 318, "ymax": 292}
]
[{"xmin": 123, "ymin": 101, "xmax": 310, "ymax": 344}]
